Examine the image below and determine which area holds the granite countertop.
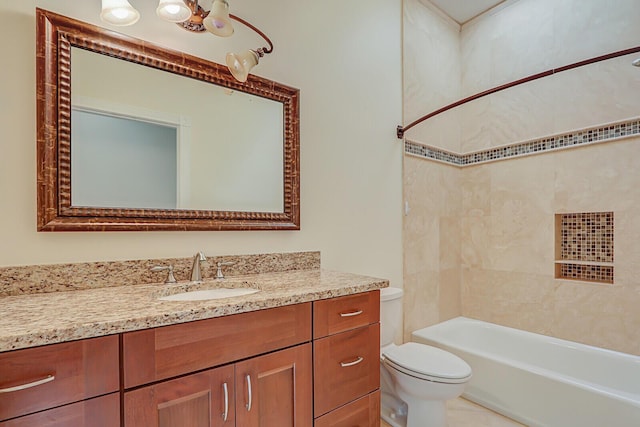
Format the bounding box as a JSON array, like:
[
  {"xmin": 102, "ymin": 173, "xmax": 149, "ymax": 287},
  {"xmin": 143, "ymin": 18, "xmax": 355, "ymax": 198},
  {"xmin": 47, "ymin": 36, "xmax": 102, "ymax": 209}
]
[{"xmin": 0, "ymin": 269, "xmax": 388, "ymax": 353}]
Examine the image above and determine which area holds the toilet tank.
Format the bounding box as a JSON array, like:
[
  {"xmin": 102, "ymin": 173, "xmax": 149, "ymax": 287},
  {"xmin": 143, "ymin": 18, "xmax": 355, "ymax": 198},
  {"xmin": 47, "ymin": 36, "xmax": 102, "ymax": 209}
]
[{"xmin": 380, "ymin": 287, "xmax": 403, "ymax": 347}]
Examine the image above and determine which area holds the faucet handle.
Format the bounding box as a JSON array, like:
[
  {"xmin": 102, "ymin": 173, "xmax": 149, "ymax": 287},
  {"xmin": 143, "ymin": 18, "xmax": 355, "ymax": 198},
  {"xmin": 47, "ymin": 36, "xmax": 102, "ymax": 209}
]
[
  {"xmin": 151, "ymin": 265, "xmax": 177, "ymax": 284},
  {"xmin": 215, "ymin": 261, "xmax": 235, "ymax": 279}
]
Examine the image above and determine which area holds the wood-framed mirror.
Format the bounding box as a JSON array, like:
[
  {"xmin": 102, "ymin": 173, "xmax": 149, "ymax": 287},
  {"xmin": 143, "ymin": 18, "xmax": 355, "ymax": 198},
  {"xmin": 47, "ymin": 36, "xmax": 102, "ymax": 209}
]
[{"xmin": 36, "ymin": 8, "xmax": 300, "ymax": 231}]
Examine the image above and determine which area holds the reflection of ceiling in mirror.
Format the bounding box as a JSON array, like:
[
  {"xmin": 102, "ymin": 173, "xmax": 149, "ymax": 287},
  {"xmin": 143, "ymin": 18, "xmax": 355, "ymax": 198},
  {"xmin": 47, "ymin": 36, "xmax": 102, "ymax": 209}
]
[{"xmin": 70, "ymin": 47, "xmax": 284, "ymax": 213}]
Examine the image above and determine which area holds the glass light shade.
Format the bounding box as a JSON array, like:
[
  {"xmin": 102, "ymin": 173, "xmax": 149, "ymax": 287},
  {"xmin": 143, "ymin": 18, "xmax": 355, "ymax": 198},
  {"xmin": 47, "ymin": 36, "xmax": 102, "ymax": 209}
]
[
  {"xmin": 100, "ymin": 0, "xmax": 140, "ymax": 26},
  {"xmin": 226, "ymin": 50, "xmax": 259, "ymax": 83},
  {"xmin": 203, "ymin": 0, "xmax": 234, "ymax": 37},
  {"xmin": 156, "ymin": 0, "xmax": 192, "ymax": 23}
]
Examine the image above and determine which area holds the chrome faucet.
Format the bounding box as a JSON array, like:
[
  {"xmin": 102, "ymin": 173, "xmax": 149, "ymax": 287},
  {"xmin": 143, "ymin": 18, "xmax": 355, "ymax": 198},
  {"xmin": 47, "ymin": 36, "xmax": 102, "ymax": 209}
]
[
  {"xmin": 190, "ymin": 252, "xmax": 207, "ymax": 282},
  {"xmin": 215, "ymin": 261, "xmax": 235, "ymax": 279}
]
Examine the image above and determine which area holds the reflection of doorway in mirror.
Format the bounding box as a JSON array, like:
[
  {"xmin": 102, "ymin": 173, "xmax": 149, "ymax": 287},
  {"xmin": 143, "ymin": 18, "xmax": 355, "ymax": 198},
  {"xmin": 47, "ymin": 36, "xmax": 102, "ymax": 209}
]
[{"xmin": 71, "ymin": 104, "xmax": 191, "ymax": 210}]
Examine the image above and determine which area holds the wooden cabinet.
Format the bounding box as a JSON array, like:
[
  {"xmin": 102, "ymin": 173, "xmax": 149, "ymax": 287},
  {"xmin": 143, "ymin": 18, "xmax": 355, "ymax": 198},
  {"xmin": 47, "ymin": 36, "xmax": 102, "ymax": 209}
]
[
  {"xmin": 123, "ymin": 303, "xmax": 313, "ymax": 427},
  {"xmin": 313, "ymin": 291, "xmax": 379, "ymax": 337},
  {"xmin": 314, "ymin": 391, "xmax": 380, "ymax": 427},
  {"xmin": 0, "ymin": 290, "xmax": 380, "ymax": 427},
  {"xmin": 0, "ymin": 335, "xmax": 119, "ymax": 424},
  {"xmin": 124, "ymin": 344, "xmax": 312, "ymax": 427},
  {"xmin": 235, "ymin": 344, "xmax": 312, "ymax": 427},
  {"xmin": 314, "ymin": 324, "xmax": 380, "ymax": 416},
  {"xmin": 122, "ymin": 303, "xmax": 311, "ymax": 389},
  {"xmin": 124, "ymin": 365, "xmax": 235, "ymax": 427},
  {"xmin": 0, "ymin": 394, "xmax": 120, "ymax": 427},
  {"xmin": 313, "ymin": 291, "xmax": 380, "ymax": 426}
]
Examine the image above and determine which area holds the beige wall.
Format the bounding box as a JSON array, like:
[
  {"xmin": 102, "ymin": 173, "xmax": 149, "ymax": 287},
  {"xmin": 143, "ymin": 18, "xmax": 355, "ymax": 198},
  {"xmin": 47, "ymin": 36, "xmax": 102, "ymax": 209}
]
[
  {"xmin": 0, "ymin": 1, "xmax": 403, "ymax": 289},
  {"xmin": 403, "ymin": 0, "xmax": 640, "ymax": 354}
]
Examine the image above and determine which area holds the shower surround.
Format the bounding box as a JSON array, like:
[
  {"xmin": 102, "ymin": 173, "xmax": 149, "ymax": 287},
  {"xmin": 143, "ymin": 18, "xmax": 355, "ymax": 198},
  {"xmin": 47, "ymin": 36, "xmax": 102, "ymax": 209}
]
[{"xmin": 402, "ymin": 0, "xmax": 640, "ymax": 355}]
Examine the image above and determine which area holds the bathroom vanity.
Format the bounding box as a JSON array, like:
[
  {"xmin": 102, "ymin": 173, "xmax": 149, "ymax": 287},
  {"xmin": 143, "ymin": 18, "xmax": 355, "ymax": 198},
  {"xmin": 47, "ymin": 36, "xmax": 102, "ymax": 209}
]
[{"xmin": 0, "ymin": 265, "xmax": 386, "ymax": 427}]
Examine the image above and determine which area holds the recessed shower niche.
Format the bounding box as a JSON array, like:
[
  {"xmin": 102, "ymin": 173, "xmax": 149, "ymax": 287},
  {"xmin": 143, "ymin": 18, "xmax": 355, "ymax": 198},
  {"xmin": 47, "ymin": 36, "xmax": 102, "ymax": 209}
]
[{"xmin": 555, "ymin": 212, "xmax": 614, "ymax": 284}]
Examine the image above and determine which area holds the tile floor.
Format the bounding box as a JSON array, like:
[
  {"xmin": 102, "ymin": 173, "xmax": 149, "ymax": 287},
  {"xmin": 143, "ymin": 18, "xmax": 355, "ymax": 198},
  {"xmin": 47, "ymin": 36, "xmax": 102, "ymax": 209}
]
[{"xmin": 380, "ymin": 398, "xmax": 526, "ymax": 427}]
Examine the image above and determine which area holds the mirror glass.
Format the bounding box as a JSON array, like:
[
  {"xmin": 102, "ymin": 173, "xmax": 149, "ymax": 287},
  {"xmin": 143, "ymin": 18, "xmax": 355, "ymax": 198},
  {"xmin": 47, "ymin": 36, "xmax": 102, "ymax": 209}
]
[
  {"xmin": 71, "ymin": 47, "xmax": 284, "ymax": 213},
  {"xmin": 36, "ymin": 9, "xmax": 300, "ymax": 231}
]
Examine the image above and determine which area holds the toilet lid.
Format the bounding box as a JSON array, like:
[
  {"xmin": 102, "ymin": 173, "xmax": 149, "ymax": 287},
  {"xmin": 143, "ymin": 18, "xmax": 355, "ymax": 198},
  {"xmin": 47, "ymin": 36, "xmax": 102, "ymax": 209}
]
[{"xmin": 382, "ymin": 342, "xmax": 472, "ymax": 384}]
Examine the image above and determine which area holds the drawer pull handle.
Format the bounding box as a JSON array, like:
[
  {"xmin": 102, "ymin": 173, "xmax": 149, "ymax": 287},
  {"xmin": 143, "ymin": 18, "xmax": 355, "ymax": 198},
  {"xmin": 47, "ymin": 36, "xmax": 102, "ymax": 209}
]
[
  {"xmin": 222, "ymin": 382, "xmax": 229, "ymax": 421},
  {"xmin": 340, "ymin": 356, "xmax": 364, "ymax": 368},
  {"xmin": 0, "ymin": 375, "xmax": 55, "ymax": 393},
  {"xmin": 339, "ymin": 310, "xmax": 363, "ymax": 317},
  {"xmin": 245, "ymin": 374, "xmax": 253, "ymax": 411}
]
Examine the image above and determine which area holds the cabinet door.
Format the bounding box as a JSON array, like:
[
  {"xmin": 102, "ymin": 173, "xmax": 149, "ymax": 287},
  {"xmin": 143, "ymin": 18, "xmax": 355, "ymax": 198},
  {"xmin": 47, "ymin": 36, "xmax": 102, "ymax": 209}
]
[
  {"xmin": 235, "ymin": 343, "xmax": 312, "ymax": 427},
  {"xmin": 124, "ymin": 365, "xmax": 235, "ymax": 427}
]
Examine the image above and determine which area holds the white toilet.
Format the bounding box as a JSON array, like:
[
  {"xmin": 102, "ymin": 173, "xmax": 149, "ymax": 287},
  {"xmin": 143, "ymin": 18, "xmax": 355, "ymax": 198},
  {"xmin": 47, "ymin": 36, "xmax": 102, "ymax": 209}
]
[{"xmin": 380, "ymin": 287, "xmax": 472, "ymax": 427}]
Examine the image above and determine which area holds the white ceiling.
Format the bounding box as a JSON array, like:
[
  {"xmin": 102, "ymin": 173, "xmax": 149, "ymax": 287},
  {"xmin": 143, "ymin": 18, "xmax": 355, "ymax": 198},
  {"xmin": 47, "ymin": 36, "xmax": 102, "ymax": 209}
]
[{"xmin": 427, "ymin": 0, "xmax": 508, "ymax": 24}]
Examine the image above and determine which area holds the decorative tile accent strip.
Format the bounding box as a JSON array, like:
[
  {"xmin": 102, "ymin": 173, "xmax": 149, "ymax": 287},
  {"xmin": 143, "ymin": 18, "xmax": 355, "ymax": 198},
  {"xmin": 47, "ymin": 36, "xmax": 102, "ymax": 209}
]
[
  {"xmin": 559, "ymin": 212, "xmax": 614, "ymax": 263},
  {"xmin": 0, "ymin": 251, "xmax": 321, "ymax": 296},
  {"xmin": 405, "ymin": 118, "xmax": 640, "ymax": 166},
  {"xmin": 559, "ymin": 263, "xmax": 614, "ymax": 284},
  {"xmin": 405, "ymin": 141, "xmax": 463, "ymax": 165}
]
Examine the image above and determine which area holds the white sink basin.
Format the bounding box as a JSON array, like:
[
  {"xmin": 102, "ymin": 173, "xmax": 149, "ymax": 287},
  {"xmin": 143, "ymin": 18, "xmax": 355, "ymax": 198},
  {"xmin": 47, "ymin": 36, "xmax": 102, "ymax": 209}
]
[
  {"xmin": 156, "ymin": 280, "xmax": 261, "ymax": 302},
  {"xmin": 159, "ymin": 287, "xmax": 260, "ymax": 302}
]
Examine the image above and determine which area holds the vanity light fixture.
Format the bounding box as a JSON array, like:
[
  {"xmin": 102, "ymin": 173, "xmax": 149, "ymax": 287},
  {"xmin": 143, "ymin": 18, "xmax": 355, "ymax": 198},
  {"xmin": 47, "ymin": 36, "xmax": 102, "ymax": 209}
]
[{"xmin": 100, "ymin": 0, "xmax": 273, "ymax": 82}]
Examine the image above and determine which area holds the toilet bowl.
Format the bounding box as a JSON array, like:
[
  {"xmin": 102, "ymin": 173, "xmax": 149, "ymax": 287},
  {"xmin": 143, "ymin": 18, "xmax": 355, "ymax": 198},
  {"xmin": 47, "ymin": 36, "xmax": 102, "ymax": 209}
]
[{"xmin": 380, "ymin": 287, "xmax": 472, "ymax": 427}]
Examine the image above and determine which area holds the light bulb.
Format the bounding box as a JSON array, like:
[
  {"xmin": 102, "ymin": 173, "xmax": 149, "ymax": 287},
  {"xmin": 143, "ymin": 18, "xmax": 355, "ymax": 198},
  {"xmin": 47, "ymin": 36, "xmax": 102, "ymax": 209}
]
[
  {"xmin": 156, "ymin": 0, "xmax": 192, "ymax": 23},
  {"xmin": 101, "ymin": 0, "xmax": 140, "ymax": 26},
  {"xmin": 165, "ymin": 5, "xmax": 181, "ymax": 15}
]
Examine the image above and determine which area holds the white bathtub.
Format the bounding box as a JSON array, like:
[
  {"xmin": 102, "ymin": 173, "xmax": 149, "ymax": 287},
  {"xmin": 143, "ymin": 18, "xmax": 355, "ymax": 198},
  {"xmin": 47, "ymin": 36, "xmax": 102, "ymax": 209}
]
[{"xmin": 412, "ymin": 317, "xmax": 640, "ymax": 427}]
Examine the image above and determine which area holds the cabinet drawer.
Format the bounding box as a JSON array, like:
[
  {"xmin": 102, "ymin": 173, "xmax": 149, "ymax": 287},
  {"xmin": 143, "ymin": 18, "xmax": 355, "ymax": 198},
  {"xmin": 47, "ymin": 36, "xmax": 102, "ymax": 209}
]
[
  {"xmin": 313, "ymin": 323, "xmax": 380, "ymax": 416},
  {"xmin": 314, "ymin": 390, "xmax": 380, "ymax": 427},
  {"xmin": 123, "ymin": 302, "xmax": 311, "ymax": 388},
  {"xmin": 0, "ymin": 393, "xmax": 120, "ymax": 427},
  {"xmin": 313, "ymin": 291, "xmax": 379, "ymax": 338},
  {"xmin": 0, "ymin": 335, "xmax": 119, "ymax": 421}
]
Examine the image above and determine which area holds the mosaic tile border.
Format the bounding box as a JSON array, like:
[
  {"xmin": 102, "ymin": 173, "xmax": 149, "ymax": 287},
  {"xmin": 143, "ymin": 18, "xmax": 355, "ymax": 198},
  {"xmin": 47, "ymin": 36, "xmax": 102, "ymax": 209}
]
[{"xmin": 405, "ymin": 118, "xmax": 640, "ymax": 166}]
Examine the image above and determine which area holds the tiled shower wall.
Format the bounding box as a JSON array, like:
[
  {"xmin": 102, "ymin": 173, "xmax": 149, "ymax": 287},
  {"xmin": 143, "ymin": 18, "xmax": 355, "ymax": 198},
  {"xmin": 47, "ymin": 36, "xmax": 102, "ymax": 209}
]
[
  {"xmin": 403, "ymin": 156, "xmax": 461, "ymax": 342},
  {"xmin": 460, "ymin": 137, "xmax": 640, "ymax": 355},
  {"xmin": 403, "ymin": 0, "xmax": 640, "ymax": 354}
]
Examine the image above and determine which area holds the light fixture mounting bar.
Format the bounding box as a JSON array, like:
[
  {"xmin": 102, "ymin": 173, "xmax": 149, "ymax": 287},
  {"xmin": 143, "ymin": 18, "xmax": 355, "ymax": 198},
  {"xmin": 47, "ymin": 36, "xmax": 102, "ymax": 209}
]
[
  {"xmin": 229, "ymin": 14, "xmax": 273, "ymax": 56},
  {"xmin": 178, "ymin": 0, "xmax": 208, "ymax": 32},
  {"xmin": 175, "ymin": 0, "xmax": 274, "ymax": 55}
]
